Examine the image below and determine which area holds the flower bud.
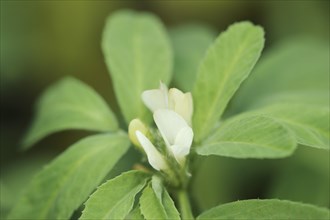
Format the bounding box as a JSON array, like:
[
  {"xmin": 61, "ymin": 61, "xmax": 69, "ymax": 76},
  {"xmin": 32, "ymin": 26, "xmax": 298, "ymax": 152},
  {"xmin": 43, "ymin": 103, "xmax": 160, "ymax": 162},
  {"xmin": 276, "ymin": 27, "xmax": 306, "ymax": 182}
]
[{"xmin": 128, "ymin": 119, "xmax": 148, "ymax": 149}]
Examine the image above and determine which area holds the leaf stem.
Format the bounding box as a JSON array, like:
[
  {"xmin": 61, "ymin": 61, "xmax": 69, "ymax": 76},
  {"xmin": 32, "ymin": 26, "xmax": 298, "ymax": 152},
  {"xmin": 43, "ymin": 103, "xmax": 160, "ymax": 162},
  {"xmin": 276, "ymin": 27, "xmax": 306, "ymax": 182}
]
[{"xmin": 177, "ymin": 189, "xmax": 194, "ymax": 219}]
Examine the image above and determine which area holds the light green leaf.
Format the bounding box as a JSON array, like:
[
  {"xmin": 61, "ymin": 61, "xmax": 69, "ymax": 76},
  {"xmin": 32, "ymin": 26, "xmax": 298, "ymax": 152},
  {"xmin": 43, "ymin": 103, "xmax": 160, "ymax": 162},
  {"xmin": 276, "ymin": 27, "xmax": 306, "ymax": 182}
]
[
  {"xmin": 140, "ymin": 180, "xmax": 180, "ymax": 220},
  {"xmin": 197, "ymin": 199, "xmax": 330, "ymax": 220},
  {"xmin": 192, "ymin": 21, "xmax": 265, "ymax": 142},
  {"xmin": 125, "ymin": 206, "xmax": 144, "ymax": 220},
  {"xmin": 23, "ymin": 77, "xmax": 118, "ymax": 149},
  {"xmin": 102, "ymin": 10, "xmax": 173, "ymax": 123},
  {"xmin": 80, "ymin": 171, "xmax": 150, "ymax": 220},
  {"xmin": 197, "ymin": 115, "xmax": 296, "ymax": 159},
  {"xmin": 8, "ymin": 133, "xmax": 130, "ymax": 220},
  {"xmin": 170, "ymin": 23, "xmax": 216, "ymax": 91},
  {"xmin": 255, "ymin": 104, "xmax": 329, "ymax": 150},
  {"xmin": 229, "ymin": 39, "xmax": 329, "ymax": 114}
]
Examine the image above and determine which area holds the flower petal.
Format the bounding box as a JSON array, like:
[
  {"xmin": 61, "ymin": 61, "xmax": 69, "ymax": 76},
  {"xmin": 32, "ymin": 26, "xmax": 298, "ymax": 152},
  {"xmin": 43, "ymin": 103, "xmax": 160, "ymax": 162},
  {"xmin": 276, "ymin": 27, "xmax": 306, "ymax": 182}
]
[
  {"xmin": 174, "ymin": 126, "xmax": 194, "ymax": 156},
  {"xmin": 136, "ymin": 131, "xmax": 168, "ymax": 171},
  {"xmin": 141, "ymin": 82, "xmax": 168, "ymax": 112},
  {"xmin": 169, "ymin": 144, "xmax": 186, "ymax": 166},
  {"xmin": 168, "ymin": 88, "xmax": 184, "ymax": 109},
  {"xmin": 153, "ymin": 109, "xmax": 189, "ymax": 147},
  {"xmin": 142, "ymin": 89, "xmax": 167, "ymax": 112},
  {"xmin": 169, "ymin": 89, "xmax": 193, "ymax": 125},
  {"xmin": 170, "ymin": 126, "xmax": 193, "ymax": 166},
  {"xmin": 177, "ymin": 93, "xmax": 193, "ymax": 125}
]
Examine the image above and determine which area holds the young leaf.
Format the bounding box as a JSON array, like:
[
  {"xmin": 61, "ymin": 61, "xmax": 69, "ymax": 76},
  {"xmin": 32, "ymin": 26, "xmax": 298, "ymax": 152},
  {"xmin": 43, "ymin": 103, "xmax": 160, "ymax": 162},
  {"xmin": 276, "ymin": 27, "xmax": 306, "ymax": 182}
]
[
  {"xmin": 229, "ymin": 39, "xmax": 329, "ymax": 114},
  {"xmin": 196, "ymin": 115, "xmax": 296, "ymax": 159},
  {"xmin": 80, "ymin": 171, "xmax": 150, "ymax": 220},
  {"xmin": 192, "ymin": 21, "xmax": 265, "ymax": 142},
  {"xmin": 170, "ymin": 24, "xmax": 216, "ymax": 91},
  {"xmin": 23, "ymin": 77, "xmax": 118, "ymax": 149},
  {"xmin": 255, "ymin": 104, "xmax": 329, "ymax": 150},
  {"xmin": 102, "ymin": 10, "xmax": 173, "ymax": 124},
  {"xmin": 140, "ymin": 180, "xmax": 180, "ymax": 220},
  {"xmin": 8, "ymin": 133, "xmax": 130, "ymax": 220},
  {"xmin": 197, "ymin": 199, "xmax": 330, "ymax": 219}
]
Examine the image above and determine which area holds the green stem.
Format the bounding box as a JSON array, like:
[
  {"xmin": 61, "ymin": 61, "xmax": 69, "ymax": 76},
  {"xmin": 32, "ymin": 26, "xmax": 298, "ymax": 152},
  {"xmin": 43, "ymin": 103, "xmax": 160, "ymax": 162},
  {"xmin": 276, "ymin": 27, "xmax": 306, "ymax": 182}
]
[{"xmin": 177, "ymin": 189, "xmax": 194, "ymax": 219}]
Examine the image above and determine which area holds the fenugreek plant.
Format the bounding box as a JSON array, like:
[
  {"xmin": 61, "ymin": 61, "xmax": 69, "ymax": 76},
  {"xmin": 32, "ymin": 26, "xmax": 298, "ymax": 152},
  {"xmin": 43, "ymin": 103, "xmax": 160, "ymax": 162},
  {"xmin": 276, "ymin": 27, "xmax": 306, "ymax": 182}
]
[{"xmin": 8, "ymin": 10, "xmax": 329, "ymax": 219}]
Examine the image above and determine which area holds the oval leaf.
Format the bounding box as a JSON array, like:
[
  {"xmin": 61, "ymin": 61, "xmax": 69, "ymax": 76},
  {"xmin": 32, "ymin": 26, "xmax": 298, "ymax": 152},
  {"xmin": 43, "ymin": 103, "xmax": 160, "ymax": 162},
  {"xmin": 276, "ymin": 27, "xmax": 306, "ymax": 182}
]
[
  {"xmin": 80, "ymin": 171, "xmax": 150, "ymax": 220},
  {"xmin": 197, "ymin": 115, "xmax": 296, "ymax": 159},
  {"xmin": 8, "ymin": 133, "xmax": 130, "ymax": 220},
  {"xmin": 23, "ymin": 77, "xmax": 118, "ymax": 149},
  {"xmin": 192, "ymin": 21, "xmax": 265, "ymax": 142},
  {"xmin": 102, "ymin": 10, "xmax": 173, "ymax": 124},
  {"xmin": 197, "ymin": 199, "xmax": 330, "ymax": 220}
]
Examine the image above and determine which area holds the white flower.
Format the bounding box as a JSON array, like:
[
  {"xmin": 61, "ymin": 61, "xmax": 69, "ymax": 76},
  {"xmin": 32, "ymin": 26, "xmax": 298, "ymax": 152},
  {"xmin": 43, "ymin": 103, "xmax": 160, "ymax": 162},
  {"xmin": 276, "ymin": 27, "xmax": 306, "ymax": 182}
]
[
  {"xmin": 135, "ymin": 131, "xmax": 168, "ymax": 171},
  {"xmin": 153, "ymin": 109, "xmax": 193, "ymax": 166},
  {"xmin": 134, "ymin": 109, "xmax": 193, "ymax": 169},
  {"xmin": 142, "ymin": 82, "xmax": 193, "ymax": 125}
]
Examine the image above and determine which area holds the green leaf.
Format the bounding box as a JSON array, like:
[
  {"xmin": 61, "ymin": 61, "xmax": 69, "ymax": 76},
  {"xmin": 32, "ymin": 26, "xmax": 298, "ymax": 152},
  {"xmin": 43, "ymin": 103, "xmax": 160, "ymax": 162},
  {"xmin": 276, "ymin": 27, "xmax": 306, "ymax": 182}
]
[
  {"xmin": 8, "ymin": 133, "xmax": 130, "ymax": 220},
  {"xmin": 255, "ymin": 104, "xmax": 329, "ymax": 150},
  {"xmin": 102, "ymin": 10, "xmax": 173, "ymax": 124},
  {"xmin": 140, "ymin": 179, "xmax": 180, "ymax": 220},
  {"xmin": 23, "ymin": 77, "xmax": 118, "ymax": 149},
  {"xmin": 170, "ymin": 23, "xmax": 216, "ymax": 91},
  {"xmin": 192, "ymin": 21, "xmax": 265, "ymax": 142},
  {"xmin": 80, "ymin": 171, "xmax": 150, "ymax": 220},
  {"xmin": 125, "ymin": 206, "xmax": 144, "ymax": 220},
  {"xmin": 197, "ymin": 199, "xmax": 330, "ymax": 219},
  {"xmin": 196, "ymin": 114, "xmax": 296, "ymax": 159},
  {"xmin": 229, "ymin": 39, "xmax": 329, "ymax": 114}
]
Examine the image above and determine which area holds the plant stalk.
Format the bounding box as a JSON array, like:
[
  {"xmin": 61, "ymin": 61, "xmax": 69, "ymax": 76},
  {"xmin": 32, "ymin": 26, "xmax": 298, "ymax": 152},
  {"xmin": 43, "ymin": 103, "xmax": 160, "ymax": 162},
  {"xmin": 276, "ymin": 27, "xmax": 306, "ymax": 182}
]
[{"xmin": 177, "ymin": 189, "xmax": 194, "ymax": 219}]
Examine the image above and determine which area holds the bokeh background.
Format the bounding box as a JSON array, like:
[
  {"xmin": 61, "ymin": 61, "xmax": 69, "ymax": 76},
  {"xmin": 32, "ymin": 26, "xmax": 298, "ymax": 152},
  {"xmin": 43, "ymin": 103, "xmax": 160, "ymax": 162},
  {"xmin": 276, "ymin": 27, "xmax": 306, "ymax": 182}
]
[{"xmin": 1, "ymin": 0, "xmax": 329, "ymax": 218}]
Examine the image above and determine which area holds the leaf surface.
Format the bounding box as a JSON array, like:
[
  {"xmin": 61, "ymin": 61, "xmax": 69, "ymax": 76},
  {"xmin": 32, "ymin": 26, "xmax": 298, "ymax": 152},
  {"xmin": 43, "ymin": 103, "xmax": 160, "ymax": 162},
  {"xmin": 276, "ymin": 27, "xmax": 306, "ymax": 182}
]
[
  {"xmin": 140, "ymin": 180, "xmax": 180, "ymax": 220},
  {"xmin": 170, "ymin": 24, "xmax": 216, "ymax": 91},
  {"xmin": 193, "ymin": 21, "xmax": 264, "ymax": 142},
  {"xmin": 255, "ymin": 104, "xmax": 329, "ymax": 150},
  {"xmin": 197, "ymin": 199, "xmax": 330, "ymax": 219},
  {"xmin": 80, "ymin": 171, "xmax": 150, "ymax": 220},
  {"xmin": 197, "ymin": 114, "xmax": 296, "ymax": 158},
  {"xmin": 125, "ymin": 205, "xmax": 144, "ymax": 220},
  {"xmin": 102, "ymin": 10, "xmax": 173, "ymax": 123},
  {"xmin": 23, "ymin": 77, "xmax": 118, "ymax": 149},
  {"xmin": 9, "ymin": 133, "xmax": 130, "ymax": 220}
]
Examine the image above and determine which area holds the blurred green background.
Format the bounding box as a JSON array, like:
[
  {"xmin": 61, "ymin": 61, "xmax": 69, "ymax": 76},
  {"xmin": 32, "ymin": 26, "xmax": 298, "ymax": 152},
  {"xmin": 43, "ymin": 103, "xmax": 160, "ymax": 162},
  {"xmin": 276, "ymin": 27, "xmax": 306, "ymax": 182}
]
[{"xmin": 1, "ymin": 0, "xmax": 329, "ymax": 218}]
